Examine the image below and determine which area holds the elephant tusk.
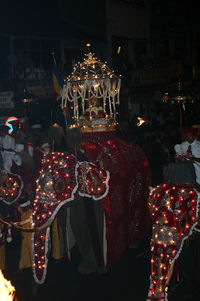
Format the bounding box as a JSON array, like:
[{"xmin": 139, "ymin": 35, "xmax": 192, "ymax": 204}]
[{"xmin": 166, "ymin": 260, "xmax": 175, "ymax": 286}]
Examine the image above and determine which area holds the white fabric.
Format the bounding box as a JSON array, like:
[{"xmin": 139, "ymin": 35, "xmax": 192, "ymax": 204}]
[
  {"xmin": 40, "ymin": 143, "xmax": 50, "ymax": 153},
  {"xmin": 174, "ymin": 140, "xmax": 200, "ymax": 184},
  {"xmin": 31, "ymin": 124, "xmax": 41, "ymax": 129},
  {"xmin": 15, "ymin": 143, "xmax": 24, "ymax": 152},
  {"xmin": 27, "ymin": 145, "xmax": 34, "ymax": 157},
  {"xmin": 0, "ymin": 135, "xmax": 22, "ymax": 172}
]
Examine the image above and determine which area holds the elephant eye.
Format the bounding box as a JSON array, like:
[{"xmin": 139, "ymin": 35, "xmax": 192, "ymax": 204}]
[
  {"xmin": 180, "ymin": 216, "xmax": 186, "ymax": 228},
  {"xmin": 55, "ymin": 180, "xmax": 64, "ymax": 191}
]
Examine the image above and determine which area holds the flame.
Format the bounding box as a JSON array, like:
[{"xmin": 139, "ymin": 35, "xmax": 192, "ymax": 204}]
[
  {"xmin": 137, "ymin": 117, "xmax": 146, "ymax": 127},
  {"xmin": 0, "ymin": 270, "xmax": 15, "ymax": 301}
]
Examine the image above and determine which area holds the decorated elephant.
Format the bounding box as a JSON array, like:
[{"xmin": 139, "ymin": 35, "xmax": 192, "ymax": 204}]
[
  {"xmin": 0, "ymin": 152, "xmax": 110, "ymax": 283},
  {"xmin": 147, "ymin": 182, "xmax": 200, "ymax": 300},
  {"xmin": 77, "ymin": 129, "xmax": 152, "ymax": 269},
  {"xmin": 0, "ymin": 128, "xmax": 152, "ymax": 284}
]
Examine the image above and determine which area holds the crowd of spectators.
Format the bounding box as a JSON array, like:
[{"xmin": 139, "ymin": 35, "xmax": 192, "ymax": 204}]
[{"xmin": 117, "ymin": 101, "xmax": 183, "ymax": 186}]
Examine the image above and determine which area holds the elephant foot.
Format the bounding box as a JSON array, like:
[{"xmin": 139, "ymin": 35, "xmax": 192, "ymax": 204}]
[
  {"xmin": 78, "ymin": 260, "xmax": 97, "ymax": 274},
  {"xmin": 97, "ymin": 265, "xmax": 108, "ymax": 274},
  {"xmin": 129, "ymin": 239, "xmax": 143, "ymax": 249}
]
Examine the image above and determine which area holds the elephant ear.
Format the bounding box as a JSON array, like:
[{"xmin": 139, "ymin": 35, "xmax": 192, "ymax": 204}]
[
  {"xmin": 0, "ymin": 168, "xmax": 23, "ymax": 205},
  {"xmin": 148, "ymin": 182, "xmax": 199, "ymax": 300},
  {"xmin": 77, "ymin": 161, "xmax": 109, "ymax": 200}
]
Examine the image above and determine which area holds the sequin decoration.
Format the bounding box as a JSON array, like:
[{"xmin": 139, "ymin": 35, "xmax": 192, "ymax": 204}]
[
  {"xmin": 0, "ymin": 168, "xmax": 23, "ymax": 204},
  {"xmin": 148, "ymin": 182, "xmax": 199, "ymax": 300}
]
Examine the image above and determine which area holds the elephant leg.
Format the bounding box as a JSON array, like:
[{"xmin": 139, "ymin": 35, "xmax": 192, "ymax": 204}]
[
  {"xmin": 192, "ymin": 232, "xmax": 200, "ymax": 299},
  {"xmin": 168, "ymin": 236, "xmax": 196, "ymax": 301},
  {"xmin": 51, "ymin": 217, "xmax": 62, "ymax": 260},
  {"xmin": 85, "ymin": 198, "xmax": 105, "ymax": 271},
  {"xmin": 70, "ymin": 198, "xmax": 104, "ymax": 274}
]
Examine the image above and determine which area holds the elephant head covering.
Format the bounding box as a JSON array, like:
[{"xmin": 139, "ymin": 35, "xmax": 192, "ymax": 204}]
[
  {"xmin": 32, "ymin": 152, "xmax": 109, "ymax": 284},
  {"xmin": 147, "ymin": 182, "xmax": 200, "ymax": 300}
]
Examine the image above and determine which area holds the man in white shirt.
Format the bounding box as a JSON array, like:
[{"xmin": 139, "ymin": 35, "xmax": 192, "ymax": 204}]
[
  {"xmin": 174, "ymin": 127, "xmax": 200, "ymax": 184},
  {"xmin": 0, "ymin": 125, "xmax": 22, "ymax": 172}
]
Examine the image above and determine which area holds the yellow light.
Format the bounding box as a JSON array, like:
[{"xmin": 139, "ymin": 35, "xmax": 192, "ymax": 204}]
[
  {"xmin": 137, "ymin": 117, "xmax": 146, "ymax": 127},
  {"xmin": 117, "ymin": 46, "xmax": 121, "ymax": 54},
  {"xmin": 0, "ymin": 270, "xmax": 15, "ymax": 301}
]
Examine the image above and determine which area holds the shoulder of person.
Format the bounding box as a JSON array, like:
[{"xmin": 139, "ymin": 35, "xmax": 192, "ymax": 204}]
[
  {"xmin": 180, "ymin": 141, "xmax": 188, "ymax": 147},
  {"xmin": 4, "ymin": 134, "xmax": 15, "ymax": 143},
  {"xmin": 194, "ymin": 140, "xmax": 200, "ymax": 147}
]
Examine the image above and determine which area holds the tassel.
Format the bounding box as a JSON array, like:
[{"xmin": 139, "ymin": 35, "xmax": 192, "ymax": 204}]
[{"xmin": 6, "ymin": 224, "xmax": 12, "ymax": 243}]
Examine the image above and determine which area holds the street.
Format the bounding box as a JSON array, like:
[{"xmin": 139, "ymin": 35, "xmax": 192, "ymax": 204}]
[{"xmin": 4, "ymin": 237, "xmax": 151, "ymax": 301}]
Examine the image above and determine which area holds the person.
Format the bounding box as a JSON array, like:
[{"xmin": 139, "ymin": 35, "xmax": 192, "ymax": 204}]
[
  {"xmin": 143, "ymin": 133, "xmax": 168, "ymax": 186},
  {"xmin": 174, "ymin": 127, "xmax": 200, "ymax": 184},
  {"xmin": 0, "ymin": 217, "xmax": 6, "ymax": 271},
  {"xmin": 10, "ymin": 119, "xmax": 26, "ymax": 145},
  {"xmin": 0, "ymin": 125, "xmax": 22, "ymax": 172},
  {"xmin": 32, "ymin": 124, "xmax": 51, "ymax": 190},
  {"xmin": 48, "ymin": 123, "xmax": 67, "ymax": 152},
  {"xmin": 80, "ymin": 96, "xmax": 106, "ymax": 121},
  {"xmin": 17, "ymin": 199, "xmax": 32, "ymax": 270}
]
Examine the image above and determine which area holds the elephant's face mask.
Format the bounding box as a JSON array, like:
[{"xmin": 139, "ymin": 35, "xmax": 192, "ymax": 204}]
[
  {"xmin": 148, "ymin": 182, "xmax": 199, "ymax": 299},
  {"xmin": 32, "ymin": 152, "xmax": 109, "ymax": 284}
]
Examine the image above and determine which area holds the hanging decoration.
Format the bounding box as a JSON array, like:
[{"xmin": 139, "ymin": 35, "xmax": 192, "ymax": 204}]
[
  {"xmin": 62, "ymin": 49, "xmax": 121, "ymax": 132},
  {"xmin": 162, "ymin": 80, "xmax": 194, "ymax": 140},
  {"xmin": 147, "ymin": 182, "xmax": 200, "ymax": 300},
  {"xmin": 32, "ymin": 152, "xmax": 109, "ymax": 284}
]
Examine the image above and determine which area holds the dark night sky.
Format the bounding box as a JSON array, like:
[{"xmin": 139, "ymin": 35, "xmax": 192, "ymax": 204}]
[
  {"xmin": 1, "ymin": 1, "xmax": 200, "ymax": 36},
  {"xmin": 0, "ymin": 0, "xmax": 106, "ymax": 37}
]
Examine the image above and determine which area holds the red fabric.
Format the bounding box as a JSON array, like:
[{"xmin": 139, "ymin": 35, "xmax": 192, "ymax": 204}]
[
  {"xmin": 82, "ymin": 130, "xmax": 152, "ymax": 267},
  {"xmin": 183, "ymin": 127, "xmax": 197, "ymax": 135}
]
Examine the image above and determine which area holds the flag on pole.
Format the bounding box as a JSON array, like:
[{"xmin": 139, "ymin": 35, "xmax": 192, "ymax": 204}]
[{"xmin": 52, "ymin": 58, "xmax": 63, "ymax": 100}]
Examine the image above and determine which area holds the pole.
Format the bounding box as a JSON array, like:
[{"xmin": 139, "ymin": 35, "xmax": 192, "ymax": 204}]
[
  {"xmin": 179, "ymin": 107, "xmax": 184, "ymax": 141},
  {"xmin": 23, "ymin": 105, "xmax": 29, "ymax": 137}
]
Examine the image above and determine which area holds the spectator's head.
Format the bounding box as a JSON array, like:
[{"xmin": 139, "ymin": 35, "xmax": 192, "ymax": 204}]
[
  {"xmin": 183, "ymin": 127, "xmax": 197, "ymax": 144},
  {"xmin": 31, "ymin": 123, "xmax": 46, "ymax": 146},
  {"xmin": 65, "ymin": 126, "xmax": 83, "ymax": 150},
  {"xmin": 31, "ymin": 123, "xmax": 42, "ymax": 135},
  {"xmin": 48, "ymin": 123, "xmax": 65, "ymax": 148},
  {"xmin": 0, "ymin": 125, "xmax": 9, "ymax": 137}
]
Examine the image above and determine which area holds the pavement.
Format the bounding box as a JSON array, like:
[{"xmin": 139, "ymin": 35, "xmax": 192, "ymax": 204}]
[{"xmin": 3, "ymin": 237, "xmax": 151, "ymax": 301}]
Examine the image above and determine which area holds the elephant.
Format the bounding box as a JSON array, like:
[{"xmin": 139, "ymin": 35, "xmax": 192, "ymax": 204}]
[
  {"xmin": 76, "ymin": 129, "xmax": 152, "ymax": 269},
  {"xmin": 147, "ymin": 182, "xmax": 200, "ymax": 300},
  {"xmin": 0, "ymin": 128, "xmax": 152, "ymax": 285},
  {"xmin": 0, "ymin": 152, "xmax": 110, "ymax": 283}
]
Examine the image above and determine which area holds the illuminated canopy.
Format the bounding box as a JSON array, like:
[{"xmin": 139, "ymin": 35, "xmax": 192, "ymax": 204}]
[{"xmin": 62, "ymin": 51, "xmax": 121, "ymax": 130}]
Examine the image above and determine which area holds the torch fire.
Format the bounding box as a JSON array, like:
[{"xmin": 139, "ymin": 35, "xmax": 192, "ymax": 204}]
[
  {"xmin": 137, "ymin": 117, "xmax": 146, "ymax": 127},
  {"xmin": 0, "ymin": 270, "xmax": 15, "ymax": 301}
]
